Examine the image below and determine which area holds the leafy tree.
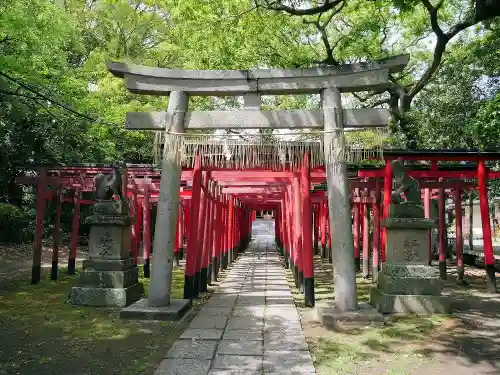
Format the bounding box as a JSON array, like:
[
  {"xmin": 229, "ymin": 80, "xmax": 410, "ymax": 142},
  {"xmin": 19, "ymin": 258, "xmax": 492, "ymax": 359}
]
[{"xmin": 254, "ymin": 0, "xmax": 500, "ymax": 147}]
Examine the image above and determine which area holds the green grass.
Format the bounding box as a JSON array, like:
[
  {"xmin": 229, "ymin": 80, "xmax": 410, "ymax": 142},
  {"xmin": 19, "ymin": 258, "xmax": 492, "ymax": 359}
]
[
  {"xmin": 0, "ymin": 267, "xmax": 209, "ymax": 375},
  {"xmin": 283, "ymin": 255, "xmax": 454, "ymax": 375}
]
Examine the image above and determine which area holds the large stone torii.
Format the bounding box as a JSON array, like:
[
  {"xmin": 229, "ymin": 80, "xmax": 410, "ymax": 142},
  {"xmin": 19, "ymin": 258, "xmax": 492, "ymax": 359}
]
[{"xmin": 107, "ymin": 54, "xmax": 409, "ymax": 316}]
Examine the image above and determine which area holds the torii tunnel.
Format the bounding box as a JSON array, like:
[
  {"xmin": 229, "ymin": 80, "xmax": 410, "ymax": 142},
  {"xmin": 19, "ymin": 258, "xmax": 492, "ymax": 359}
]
[{"xmin": 17, "ymin": 149, "xmax": 500, "ymax": 305}]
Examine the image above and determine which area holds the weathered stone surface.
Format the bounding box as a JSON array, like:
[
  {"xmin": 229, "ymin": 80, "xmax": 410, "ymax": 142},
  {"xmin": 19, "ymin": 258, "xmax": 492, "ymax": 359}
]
[
  {"xmin": 223, "ymin": 328, "xmax": 263, "ymax": 341},
  {"xmin": 83, "ymin": 257, "xmax": 135, "ymax": 271},
  {"xmin": 86, "ymin": 213, "xmax": 133, "ymax": 226},
  {"xmin": 180, "ymin": 329, "xmax": 224, "ymax": 340},
  {"xmin": 154, "ymin": 358, "xmax": 211, "ymax": 375},
  {"xmin": 264, "ymin": 335, "xmax": 309, "ymax": 351},
  {"xmin": 381, "ymin": 264, "xmax": 440, "ymax": 278},
  {"xmin": 385, "ymin": 227, "xmax": 430, "ymax": 265},
  {"xmin": 212, "ymin": 355, "xmax": 262, "ymax": 371},
  {"xmin": 76, "ymin": 267, "xmax": 139, "ymax": 288},
  {"xmin": 226, "ymin": 316, "xmax": 264, "ymax": 330},
  {"xmin": 166, "ymin": 339, "xmax": 218, "ymax": 360},
  {"xmin": 263, "ymin": 350, "xmax": 316, "ymax": 373},
  {"xmin": 387, "ymin": 203, "xmax": 425, "ymax": 219},
  {"xmin": 120, "ymin": 298, "xmax": 191, "ymax": 321},
  {"xmin": 382, "ymin": 217, "xmax": 435, "ymax": 229},
  {"xmin": 208, "ymin": 370, "xmax": 261, "ymax": 375},
  {"xmin": 217, "ymin": 340, "xmax": 263, "ymax": 356},
  {"xmin": 70, "ymin": 283, "xmax": 143, "ymax": 307},
  {"xmin": 189, "ymin": 315, "xmax": 228, "ymax": 330},
  {"xmin": 88, "ymin": 223, "xmax": 131, "ymax": 260},
  {"xmin": 370, "ymin": 288, "xmax": 451, "ymax": 314},
  {"xmin": 377, "ymin": 273, "xmax": 442, "ymax": 296},
  {"xmin": 317, "ymin": 302, "xmax": 384, "ymax": 327}
]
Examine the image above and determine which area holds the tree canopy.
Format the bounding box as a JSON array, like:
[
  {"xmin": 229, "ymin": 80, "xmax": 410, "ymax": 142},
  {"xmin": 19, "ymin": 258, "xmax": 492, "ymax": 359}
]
[{"xmin": 0, "ymin": 0, "xmax": 499, "ymax": 205}]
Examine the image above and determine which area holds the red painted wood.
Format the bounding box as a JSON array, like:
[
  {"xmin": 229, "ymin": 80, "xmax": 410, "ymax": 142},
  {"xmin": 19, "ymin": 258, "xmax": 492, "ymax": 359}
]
[
  {"xmin": 353, "ymin": 188, "xmax": 361, "ymax": 262},
  {"xmin": 372, "ymin": 179, "xmax": 381, "ymax": 277},
  {"xmin": 69, "ymin": 187, "xmax": 81, "ymax": 274},
  {"xmin": 424, "ymin": 188, "xmax": 432, "ymax": 264},
  {"xmin": 185, "ymin": 154, "xmax": 202, "ymax": 278},
  {"xmin": 142, "ymin": 183, "xmax": 151, "ymax": 267},
  {"xmin": 134, "ymin": 197, "xmax": 143, "ymax": 265},
  {"xmin": 301, "ymin": 154, "xmax": 314, "ymax": 280},
  {"xmin": 455, "ymin": 189, "xmax": 464, "ymax": 271},
  {"xmin": 381, "ymin": 161, "xmax": 392, "ymax": 263},
  {"xmin": 478, "ymin": 160, "xmax": 495, "ymax": 266}
]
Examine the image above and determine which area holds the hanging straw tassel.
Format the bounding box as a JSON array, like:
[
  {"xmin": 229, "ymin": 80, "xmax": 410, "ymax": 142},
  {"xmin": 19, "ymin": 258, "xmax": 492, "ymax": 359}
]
[{"xmin": 152, "ymin": 128, "xmax": 388, "ymax": 168}]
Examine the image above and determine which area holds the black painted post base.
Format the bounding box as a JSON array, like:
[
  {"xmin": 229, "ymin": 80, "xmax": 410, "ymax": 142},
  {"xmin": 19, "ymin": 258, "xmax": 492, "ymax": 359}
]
[
  {"xmin": 293, "ymin": 265, "xmax": 300, "ymax": 289},
  {"xmin": 328, "ymin": 248, "xmax": 332, "ymax": 263},
  {"xmin": 298, "ymin": 271, "xmax": 304, "ymax": 293},
  {"xmin": 31, "ymin": 265, "xmax": 41, "ymax": 285},
  {"xmin": 456, "ymin": 265, "xmax": 467, "ymax": 285},
  {"xmin": 175, "ymin": 251, "xmax": 180, "ymax": 266},
  {"xmin": 193, "ymin": 271, "xmax": 202, "ymax": 297},
  {"xmin": 284, "ymin": 251, "xmax": 289, "ymax": 268},
  {"xmin": 183, "ymin": 275, "xmax": 195, "ymax": 299},
  {"xmin": 212, "ymin": 256, "xmax": 219, "ymax": 283},
  {"xmin": 320, "ymin": 245, "xmax": 326, "ymax": 259},
  {"xmin": 354, "ymin": 257, "xmax": 361, "ymax": 272},
  {"xmin": 439, "ymin": 261, "xmax": 447, "ymax": 280},
  {"xmin": 68, "ymin": 258, "xmax": 76, "ymax": 275},
  {"xmin": 314, "ymin": 244, "xmax": 319, "ymax": 255},
  {"xmin": 51, "ymin": 261, "xmax": 58, "ymax": 280},
  {"xmin": 204, "ymin": 265, "xmax": 211, "ymax": 288},
  {"xmin": 486, "ymin": 264, "xmax": 497, "ymax": 293},
  {"xmin": 143, "ymin": 259, "xmax": 150, "ymax": 278},
  {"xmin": 304, "ymin": 277, "xmax": 315, "ymax": 307}
]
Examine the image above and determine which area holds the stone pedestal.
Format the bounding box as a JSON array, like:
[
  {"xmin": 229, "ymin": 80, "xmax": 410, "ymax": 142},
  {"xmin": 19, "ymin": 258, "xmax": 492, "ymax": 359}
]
[
  {"xmin": 70, "ymin": 209, "xmax": 143, "ymax": 307},
  {"xmin": 370, "ymin": 213, "xmax": 450, "ymax": 314}
]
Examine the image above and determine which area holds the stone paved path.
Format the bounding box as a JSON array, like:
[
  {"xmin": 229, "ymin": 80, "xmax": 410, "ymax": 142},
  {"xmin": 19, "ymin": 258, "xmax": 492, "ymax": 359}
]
[{"xmin": 154, "ymin": 220, "xmax": 316, "ymax": 375}]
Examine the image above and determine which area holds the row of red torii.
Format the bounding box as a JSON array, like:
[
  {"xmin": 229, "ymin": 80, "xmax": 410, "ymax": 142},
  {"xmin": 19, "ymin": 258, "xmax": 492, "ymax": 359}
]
[
  {"xmin": 18, "ymin": 148, "xmax": 500, "ymax": 307},
  {"xmin": 19, "ymin": 53, "xmax": 500, "ymax": 315}
]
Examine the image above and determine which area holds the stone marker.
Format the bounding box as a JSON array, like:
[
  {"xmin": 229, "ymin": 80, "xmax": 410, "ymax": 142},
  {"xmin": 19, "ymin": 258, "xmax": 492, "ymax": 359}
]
[
  {"xmin": 70, "ymin": 163, "xmax": 143, "ymax": 307},
  {"xmin": 370, "ymin": 163, "xmax": 450, "ymax": 314}
]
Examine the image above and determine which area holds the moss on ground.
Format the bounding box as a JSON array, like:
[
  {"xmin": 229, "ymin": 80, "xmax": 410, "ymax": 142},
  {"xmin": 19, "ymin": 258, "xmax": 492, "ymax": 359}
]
[
  {"xmin": 284, "ymin": 255, "xmax": 454, "ymax": 375},
  {"xmin": 0, "ymin": 267, "xmax": 210, "ymax": 375}
]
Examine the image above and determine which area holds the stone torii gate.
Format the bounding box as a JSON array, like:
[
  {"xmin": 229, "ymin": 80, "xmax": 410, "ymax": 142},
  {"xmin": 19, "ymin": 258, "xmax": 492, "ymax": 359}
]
[{"xmin": 107, "ymin": 54, "xmax": 409, "ymax": 316}]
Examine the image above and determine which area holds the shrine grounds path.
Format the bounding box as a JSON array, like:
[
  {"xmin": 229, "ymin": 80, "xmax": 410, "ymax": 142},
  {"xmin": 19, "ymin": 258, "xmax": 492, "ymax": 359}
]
[{"xmin": 155, "ymin": 220, "xmax": 316, "ymax": 374}]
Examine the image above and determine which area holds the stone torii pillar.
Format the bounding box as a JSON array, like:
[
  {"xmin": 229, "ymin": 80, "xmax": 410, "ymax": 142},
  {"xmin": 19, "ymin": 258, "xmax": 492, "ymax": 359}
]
[{"xmin": 121, "ymin": 92, "xmax": 191, "ymax": 320}]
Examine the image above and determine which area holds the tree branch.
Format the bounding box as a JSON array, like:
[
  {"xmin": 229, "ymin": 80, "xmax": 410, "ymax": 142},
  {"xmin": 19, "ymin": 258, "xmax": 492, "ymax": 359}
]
[{"xmin": 259, "ymin": 0, "xmax": 345, "ymax": 16}]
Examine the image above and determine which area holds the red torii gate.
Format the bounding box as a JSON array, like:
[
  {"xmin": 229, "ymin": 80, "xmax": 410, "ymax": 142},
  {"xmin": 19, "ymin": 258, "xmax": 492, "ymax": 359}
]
[{"xmin": 16, "ymin": 150, "xmax": 500, "ymax": 300}]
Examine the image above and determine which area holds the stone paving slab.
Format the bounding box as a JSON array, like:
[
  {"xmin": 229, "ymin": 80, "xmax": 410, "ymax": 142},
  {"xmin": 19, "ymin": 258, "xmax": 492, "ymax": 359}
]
[
  {"xmin": 167, "ymin": 339, "xmax": 218, "ymax": 359},
  {"xmin": 152, "ymin": 220, "xmax": 315, "ymax": 375}
]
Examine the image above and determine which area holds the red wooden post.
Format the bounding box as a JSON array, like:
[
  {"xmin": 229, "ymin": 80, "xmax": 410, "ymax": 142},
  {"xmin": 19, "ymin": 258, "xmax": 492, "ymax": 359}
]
[
  {"xmin": 174, "ymin": 203, "xmax": 181, "ymax": 266},
  {"xmin": 293, "ymin": 176, "xmax": 303, "ymax": 291},
  {"xmin": 327, "ymin": 207, "xmax": 332, "ymax": 263},
  {"xmin": 301, "ymin": 153, "xmax": 315, "ymax": 306},
  {"xmin": 130, "ymin": 193, "xmax": 138, "ymax": 265},
  {"xmin": 313, "ymin": 204, "xmax": 320, "ymax": 255},
  {"xmin": 478, "ymin": 160, "xmax": 497, "ymax": 292},
  {"xmin": 184, "ymin": 199, "xmax": 190, "ymax": 256},
  {"xmin": 68, "ymin": 186, "xmax": 81, "ymax": 275},
  {"xmin": 32, "ymin": 168, "xmax": 47, "ymax": 283},
  {"xmin": 228, "ymin": 195, "xmax": 235, "ymax": 265},
  {"xmin": 212, "ymin": 194, "xmax": 221, "ymax": 283},
  {"xmin": 424, "ymin": 188, "xmax": 432, "ymax": 265},
  {"xmin": 455, "ymin": 188, "xmax": 465, "ymax": 284},
  {"xmin": 184, "ymin": 153, "xmax": 202, "ymax": 299},
  {"xmin": 362, "ymin": 189, "xmax": 370, "ymax": 279},
  {"xmin": 372, "ymin": 179, "xmax": 381, "ymax": 283},
  {"xmin": 438, "ymin": 185, "xmax": 447, "ymax": 280},
  {"xmin": 194, "ymin": 172, "xmax": 208, "ymax": 297},
  {"xmin": 353, "ymin": 188, "xmax": 361, "ymax": 272},
  {"xmin": 320, "ymin": 199, "xmax": 327, "ymax": 259},
  {"xmin": 142, "ymin": 182, "xmax": 151, "ymax": 278},
  {"xmin": 200, "ymin": 188, "xmax": 213, "ymax": 292},
  {"xmin": 221, "ymin": 195, "xmax": 229, "ymax": 270},
  {"xmin": 51, "ymin": 188, "xmax": 61, "ymax": 281},
  {"xmin": 134, "ymin": 196, "xmax": 143, "ymax": 266},
  {"xmin": 382, "ymin": 160, "xmax": 392, "ymax": 262}
]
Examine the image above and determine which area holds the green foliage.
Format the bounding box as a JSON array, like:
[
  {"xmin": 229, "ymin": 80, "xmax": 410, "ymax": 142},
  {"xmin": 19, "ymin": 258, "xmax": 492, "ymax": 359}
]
[{"xmin": 0, "ymin": 203, "xmax": 29, "ymax": 243}]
